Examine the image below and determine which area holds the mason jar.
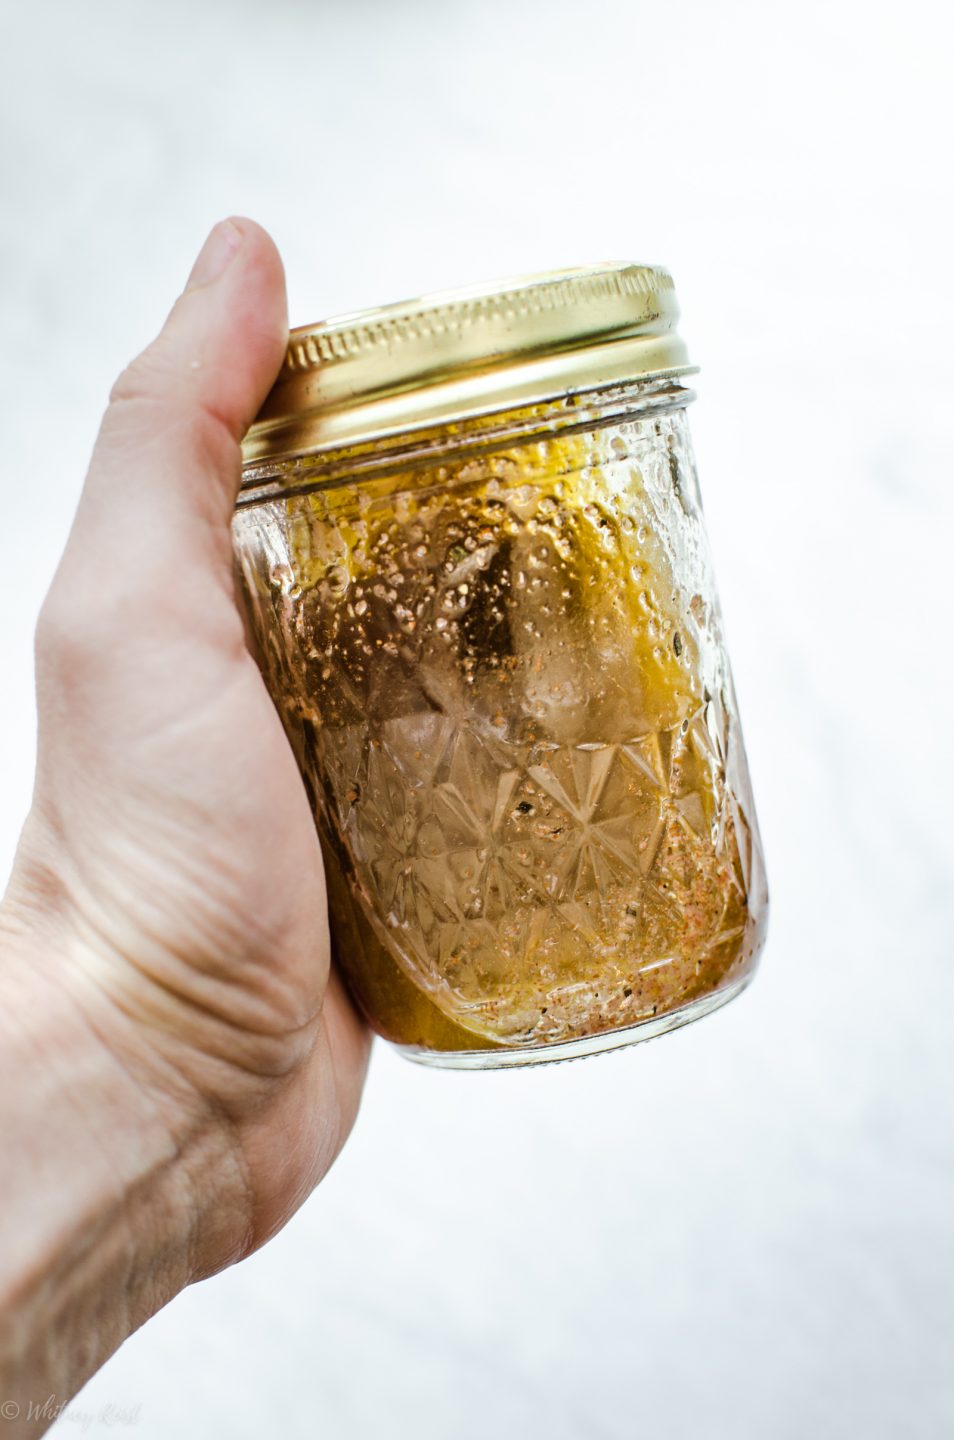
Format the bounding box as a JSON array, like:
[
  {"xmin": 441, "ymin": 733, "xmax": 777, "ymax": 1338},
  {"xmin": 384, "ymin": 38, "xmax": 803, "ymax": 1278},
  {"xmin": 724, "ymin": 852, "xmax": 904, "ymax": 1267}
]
[{"xmin": 233, "ymin": 264, "xmax": 768, "ymax": 1068}]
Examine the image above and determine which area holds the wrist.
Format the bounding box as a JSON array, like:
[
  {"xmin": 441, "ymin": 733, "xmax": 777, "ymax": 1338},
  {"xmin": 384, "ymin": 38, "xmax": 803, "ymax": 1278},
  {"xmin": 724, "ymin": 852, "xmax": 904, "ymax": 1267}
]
[{"xmin": 0, "ymin": 901, "xmax": 236, "ymax": 1422}]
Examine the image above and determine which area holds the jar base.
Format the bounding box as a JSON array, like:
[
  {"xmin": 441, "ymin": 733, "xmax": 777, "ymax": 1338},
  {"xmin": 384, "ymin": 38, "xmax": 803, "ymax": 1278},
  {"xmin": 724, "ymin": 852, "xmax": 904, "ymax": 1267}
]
[{"xmin": 394, "ymin": 972, "xmax": 753, "ymax": 1071}]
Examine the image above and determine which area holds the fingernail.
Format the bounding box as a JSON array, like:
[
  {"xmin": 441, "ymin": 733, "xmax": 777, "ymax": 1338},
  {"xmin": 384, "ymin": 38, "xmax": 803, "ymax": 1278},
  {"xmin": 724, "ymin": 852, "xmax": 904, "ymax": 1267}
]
[{"xmin": 184, "ymin": 219, "xmax": 243, "ymax": 292}]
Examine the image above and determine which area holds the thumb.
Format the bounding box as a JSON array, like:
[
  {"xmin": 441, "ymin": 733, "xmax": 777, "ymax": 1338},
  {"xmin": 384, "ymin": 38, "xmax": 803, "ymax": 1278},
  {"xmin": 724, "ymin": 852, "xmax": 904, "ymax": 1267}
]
[
  {"xmin": 33, "ymin": 218, "xmax": 288, "ymax": 751},
  {"xmin": 48, "ymin": 219, "xmax": 288, "ymax": 617},
  {"xmin": 103, "ymin": 215, "xmax": 288, "ymax": 508},
  {"xmin": 112, "ymin": 213, "xmax": 288, "ymax": 457}
]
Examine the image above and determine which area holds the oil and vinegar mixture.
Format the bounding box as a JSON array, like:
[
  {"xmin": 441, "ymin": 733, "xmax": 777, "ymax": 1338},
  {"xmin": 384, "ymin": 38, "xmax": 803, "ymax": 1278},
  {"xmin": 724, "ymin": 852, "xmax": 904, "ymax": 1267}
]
[{"xmin": 234, "ymin": 400, "xmax": 767, "ymax": 1056}]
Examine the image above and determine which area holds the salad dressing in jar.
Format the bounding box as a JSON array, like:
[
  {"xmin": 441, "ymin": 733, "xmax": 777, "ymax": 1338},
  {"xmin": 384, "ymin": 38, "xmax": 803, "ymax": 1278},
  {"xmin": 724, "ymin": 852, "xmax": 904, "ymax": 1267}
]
[{"xmin": 233, "ymin": 265, "xmax": 768, "ymax": 1067}]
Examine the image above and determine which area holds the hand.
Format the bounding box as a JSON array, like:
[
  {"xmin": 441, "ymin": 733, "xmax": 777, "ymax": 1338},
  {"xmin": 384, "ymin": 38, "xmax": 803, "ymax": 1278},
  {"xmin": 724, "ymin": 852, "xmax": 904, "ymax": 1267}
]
[{"xmin": 2, "ymin": 219, "xmax": 369, "ymax": 1290}]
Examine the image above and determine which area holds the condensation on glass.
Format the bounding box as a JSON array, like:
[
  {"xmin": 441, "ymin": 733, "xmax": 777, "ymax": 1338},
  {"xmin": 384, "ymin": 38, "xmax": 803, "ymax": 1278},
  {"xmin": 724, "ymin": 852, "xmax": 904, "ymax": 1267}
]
[{"xmin": 233, "ymin": 265, "xmax": 768, "ymax": 1068}]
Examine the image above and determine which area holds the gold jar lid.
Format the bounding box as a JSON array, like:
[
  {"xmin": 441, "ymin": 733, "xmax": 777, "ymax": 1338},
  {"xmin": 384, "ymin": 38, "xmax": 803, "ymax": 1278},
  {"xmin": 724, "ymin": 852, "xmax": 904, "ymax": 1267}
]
[{"xmin": 241, "ymin": 263, "xmax": 693, "ymax": 464}]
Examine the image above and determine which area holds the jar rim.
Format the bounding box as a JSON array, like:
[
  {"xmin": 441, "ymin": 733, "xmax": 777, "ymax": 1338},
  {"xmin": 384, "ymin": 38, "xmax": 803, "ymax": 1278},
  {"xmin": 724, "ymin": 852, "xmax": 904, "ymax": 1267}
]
[{"xmin": 241, "ymin": 263, "xmax": 694, "ymax": 465}]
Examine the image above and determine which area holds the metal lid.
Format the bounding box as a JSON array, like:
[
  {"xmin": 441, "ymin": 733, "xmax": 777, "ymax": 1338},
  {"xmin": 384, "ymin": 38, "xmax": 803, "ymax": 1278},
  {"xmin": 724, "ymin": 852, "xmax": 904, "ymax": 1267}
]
[{"xmin": 241, "ymin": 262, "xmax": 692, "ymax": 464}]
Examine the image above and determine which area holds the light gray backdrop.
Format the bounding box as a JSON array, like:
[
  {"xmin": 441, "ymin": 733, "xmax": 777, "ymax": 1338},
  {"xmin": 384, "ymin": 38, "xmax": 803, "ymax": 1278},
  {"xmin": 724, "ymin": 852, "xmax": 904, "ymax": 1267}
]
[{"xmin": 1, "ymin": 0, "xmax": 952, "ymax": 1435}]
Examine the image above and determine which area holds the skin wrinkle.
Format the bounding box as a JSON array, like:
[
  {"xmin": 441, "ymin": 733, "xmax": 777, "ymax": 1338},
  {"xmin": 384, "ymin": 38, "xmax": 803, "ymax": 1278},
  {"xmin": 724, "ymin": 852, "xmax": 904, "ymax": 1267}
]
[
  {"xmin": 53, "ymin": 907, "xmax": 303, "ymax": 1276},
  {"xmin": 66, "ymin": 926, "xmax": 314, "ymax": 1074},
  {"xmin": 60, "ymin": 837, "xmax": 323, "ymax": 1036},
  {"xmin": 66, "ymin": 957, "xmax": 290, "ymax": 1159},
  {"xmin": 31, "ymin": 714, "xmax": 327, "ymax": 1019},
  {"xmin": 30, "ymin": 682, "xmax": 339, "ymax": 1185},
  {"xmin": 64, "ymin": 855, "xmax": 300, "ymax": 1002},
  {"xmin": 53, "ymin": 812, "xmax": 324, "ymax": 1030}
]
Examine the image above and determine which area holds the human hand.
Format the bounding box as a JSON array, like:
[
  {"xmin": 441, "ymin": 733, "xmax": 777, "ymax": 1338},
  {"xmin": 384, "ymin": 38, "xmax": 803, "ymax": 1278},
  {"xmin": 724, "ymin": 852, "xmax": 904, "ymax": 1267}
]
[{"xmin": 2, "ymin": 220, "xmax": 369, "ymax": 1300}]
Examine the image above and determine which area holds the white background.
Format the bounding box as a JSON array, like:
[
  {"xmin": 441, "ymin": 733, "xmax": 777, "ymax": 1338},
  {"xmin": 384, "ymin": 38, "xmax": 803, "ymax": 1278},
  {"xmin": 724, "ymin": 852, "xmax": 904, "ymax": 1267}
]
[{"xmin": 2, "ymin": 0, "xmax": 953, "ymax": 1435}]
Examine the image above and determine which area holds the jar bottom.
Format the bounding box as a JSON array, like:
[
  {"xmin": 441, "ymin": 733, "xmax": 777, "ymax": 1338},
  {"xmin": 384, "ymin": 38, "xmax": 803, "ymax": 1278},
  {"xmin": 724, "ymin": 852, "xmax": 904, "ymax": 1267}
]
[{"xmin": 393, "ymin": 972, "xmax": 753, "ymax": 1070}]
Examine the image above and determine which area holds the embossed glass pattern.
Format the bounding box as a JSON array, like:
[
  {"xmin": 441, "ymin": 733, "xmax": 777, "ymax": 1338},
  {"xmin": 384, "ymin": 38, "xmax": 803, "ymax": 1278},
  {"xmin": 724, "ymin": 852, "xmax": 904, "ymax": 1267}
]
[{"xmin": 233, "ymin": 377, "xmax": 768, "ymax": 1068}]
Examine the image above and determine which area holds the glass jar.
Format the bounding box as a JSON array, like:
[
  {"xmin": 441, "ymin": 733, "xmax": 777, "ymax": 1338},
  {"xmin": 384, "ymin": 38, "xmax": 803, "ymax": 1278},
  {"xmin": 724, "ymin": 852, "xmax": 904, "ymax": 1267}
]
[{"xmin": 233, "ymin": 265, "xmax": 768, "ymax": 1068}]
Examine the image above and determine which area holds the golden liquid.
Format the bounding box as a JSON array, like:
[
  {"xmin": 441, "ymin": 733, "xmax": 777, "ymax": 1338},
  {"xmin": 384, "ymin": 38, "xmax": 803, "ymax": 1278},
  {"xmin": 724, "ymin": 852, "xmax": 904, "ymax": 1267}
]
[{"xmin": 235, "ymin": 407, "xmax": 767, "ymax": 1052}]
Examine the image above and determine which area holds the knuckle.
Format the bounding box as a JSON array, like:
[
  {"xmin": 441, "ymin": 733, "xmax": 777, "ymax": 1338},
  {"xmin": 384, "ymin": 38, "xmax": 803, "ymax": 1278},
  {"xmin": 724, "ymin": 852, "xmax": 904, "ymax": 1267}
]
[
  {"xmin": 107, "ymin": 345, "xmax": 238, "ymax": 456},
  {"xmin": 35, "ymin": 589, "xmax": 78, "ymax": 662},
  {"xmin": 108, "ymin": 346, "xmax": 176, "ymax": 416},
  {"xmin": 35, "ymin": 584, "xmax": 102, "ymax": 675}
]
